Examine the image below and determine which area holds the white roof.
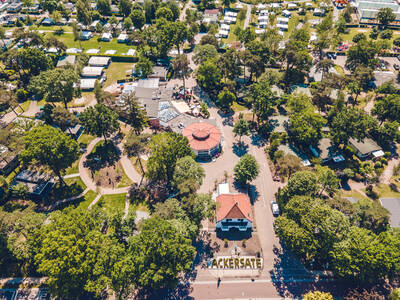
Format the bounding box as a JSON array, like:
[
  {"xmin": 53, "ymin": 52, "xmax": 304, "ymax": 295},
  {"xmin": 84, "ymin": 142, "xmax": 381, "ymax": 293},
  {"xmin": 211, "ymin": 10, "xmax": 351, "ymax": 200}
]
[
  {"xmin": 126, "ymin": 49, "xmax": 136, "ymax": 56},
  {"xmin": 221, "ymin": 23, "xmax": 230, "ymax": 30},
  {"xmin": 89, "ymin": 56, "xmax": 110, "ymax": 66},
  {"xmin": 218, "ymin": 183, "xmax": 230, "ymax": 195},
  {"xmin": 277, "ymin": 17, "xmax": 290, "ymax": 23},
  {"xmin": 80, "ymin": 78, "xmax": 97, "ymax": 89},
  {"xmin": 255, "ymin": 29, "xmax": 266, "ymax": 34},
  {"xmin": 225, "ymin": 11, "xmax": 237, "ymax": 16},
  {"xmin": 117, "ymin": 33, "xmax": 128, "ymax": 40},
  {"xmin": 105, "ymin": 49, "xmax": 117, "ymax": 55},
  {"xmin": 101, "ymin": 32, "xmax": 112, "ymax": 39},
  {"xmin": 277, "ymin": 24, "xmax": 289, "ymax": 29},
  {"xmin": 258, "ymin": 15, "xmax": 269, "ymax": 21},
  {"xmin": 257, "ymin": 3, "xmax": 267, "ymax": 9},
  {"xmin": 282, "ymin": 9, "xmax": 291, "ymax": 15},
  {"xmin": 373, "ymin": 150, "xmax": 385, "ymax": 158},
  {"xmin": 260, "ymin": 9, "xmax": 269, "ymax": 14},
  {"xmin": 288, "ymin": 3, "xmax": 297, "ymax": 7},
  {"xmin": 306, "ymin": 2, "xmax": 313, "ymax": 6},
  {"xmin": 66, "ymin": 48, "xmax": 82, "ymax": 54},
  {"xmin": 219, "ymin": 29, "xmax": 229, "ymax": 37},
  {"xmin": 270, "ymin": 3, "xmax": 281, "ymax": 8},
  {"xmin": 81, "ymin": 66, "xmax": 104, "ymax": 77},
  {"xmin": 86, "ymin": 49, "xmax": 100, "ymax": 54}
]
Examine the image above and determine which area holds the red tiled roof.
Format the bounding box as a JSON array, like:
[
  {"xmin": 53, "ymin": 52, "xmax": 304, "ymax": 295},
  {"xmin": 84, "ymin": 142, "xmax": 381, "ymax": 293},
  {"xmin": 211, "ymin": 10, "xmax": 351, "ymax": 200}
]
[
  {"xmin": 182, "ymin": 122, "xmax": 221, "ymax": 152},
  {"xmin": 216, "ymin": 193, "xmax": 253, "ymax": 222},
  {"xmin": 204, "ymin": 9, "xmax": 220, "ymax": 15}
]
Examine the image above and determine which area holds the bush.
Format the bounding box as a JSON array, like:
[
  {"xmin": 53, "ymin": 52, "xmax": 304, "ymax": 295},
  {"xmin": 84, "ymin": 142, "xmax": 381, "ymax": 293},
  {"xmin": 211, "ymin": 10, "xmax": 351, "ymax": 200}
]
[
  {"xmin": 224, "ymin": 238, "xmax": 228, "ymax": 248},
  {"xmin": 393, "ymin": 163, "xmax": 400, "ymax": 176},
  {"xmin": 343, "ymin": 168, "xmax": 355, "ymax": 179},
  {"xmin": 16, "ymin": 89, "xmax": 27, "ymax": 101},
  {"xmin": 352, "ymin": 33, "xmax": 366, "ymax": 43},
  {"xmin": 389, "ymin": 288, "xmax": 400, "ymax": 300},
  {"xmin": 374, "ymin": 161, "xmax": 382, "ymax": 169},
  {"xmin": 380, "ymin": 157, "xmax": 387, "ymax": 165},
  {"xmin": 242, "ymin": 239, "xmax": 246, "ymax": 247},
  {"xmin": 384, "ymin": 151, "xmax": 391, "ymax": 158},
  {"xmin": 354, "ymin": 173, "xmax": 362, "ymax": 182},
  {"xmin": 273, "ymin": 150, "xmax": 284, "ymax": 162},
  {"xmin": 365, "ymin": 185, "xmax": 378, "ymax": 199},
  {"xmin": 380, "ymin": 29, "xmax": 393, "ymax": 40}
]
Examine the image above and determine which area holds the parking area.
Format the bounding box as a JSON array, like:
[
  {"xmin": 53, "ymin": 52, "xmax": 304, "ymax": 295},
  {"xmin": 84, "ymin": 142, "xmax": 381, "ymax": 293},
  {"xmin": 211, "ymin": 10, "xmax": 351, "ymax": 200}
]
[{"xmin": 380, "ymin": 198, "xmax": 400, "ymax": 228}]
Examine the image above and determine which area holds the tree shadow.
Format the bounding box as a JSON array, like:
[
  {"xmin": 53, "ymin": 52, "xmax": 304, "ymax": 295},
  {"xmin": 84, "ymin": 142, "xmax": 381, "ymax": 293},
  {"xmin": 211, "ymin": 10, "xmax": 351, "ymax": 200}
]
[
  {"xmin": 268, "ymin": 244, "xmax": 362, "ymax": 298},
  {"xmin": 251, "ymin": 133, "xmax": 266, "ymax": 147},
  {"xmin": 84, "ymin": 141, "xmax": 121, "ymax": 172},
  {"xmin": 232, "ymin": 142, "xmax": 249, "ymax": 157}
]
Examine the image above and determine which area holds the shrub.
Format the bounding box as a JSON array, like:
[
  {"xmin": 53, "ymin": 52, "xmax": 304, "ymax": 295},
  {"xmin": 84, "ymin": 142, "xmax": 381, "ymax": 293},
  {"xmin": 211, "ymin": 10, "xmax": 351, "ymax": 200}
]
[
  {"xmin": 224, "ymin": 238, "xmax": 228, "ymax": 248},
  {"xmin": 393, "ymin": 163, "xmax": 400, "ymax": 176},
  {"xmin": 273, "ymin": 150, "xmax": 284, "ymax": 162},
  {"xmin": 365, "ymin": 185, "xmax": 378, "ymax": 199},
  {"xmin": 380, "ymin": 157, "xmax": 387, "ymax": 165},
  {"xmin": 16, "ymin": 89, "xmax": 27, "ymax": 101},
  {"xmin": 343, "ymin": 168, "xmax": 355, "ymax": 179},
  {"xmin": 384, "ymin": 151, "xmax": 391, "ymax": 158},
  {"xmin": 374, "ymin": 161, "xmax": 382, "ymax": 169},
  {"xmin": 354, "ymin": 173, "xmax": 362, "ymax": 181},
  {"xmin": 380, "ymin": 29, "xmax": 393, "ymax": 40},
  {"xmin": 242, "ymin": 239, "xmax": 246, "ymax": 247}
]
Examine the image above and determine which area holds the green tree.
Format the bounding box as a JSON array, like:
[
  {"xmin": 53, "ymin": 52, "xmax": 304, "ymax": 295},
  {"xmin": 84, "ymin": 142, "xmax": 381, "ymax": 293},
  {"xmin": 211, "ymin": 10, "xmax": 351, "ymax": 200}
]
[
  {"xmin": 50, "ymin": 106, "xmax": 78, "ymax": 131},
  {"xmin": 217, "ymin": 89, "xmax": 235, "ymax": 112},
  {"xmin": 288, "ymin": 110, "xmax": 325, "ymax": 147},
  {"xmin": 147, "ymin": 132, "xmax": 194, "ymax": 182},
  {"xmin": 79, "ymin": 104, "xmax": 119, "ymax": 142},
  {"xmin": 76, "ymin": 0, "xmax": 92, "ymax": 26},
  {"xmin": 34, "ymin": 208, "xmax": 125, "ymax": 298},
  {"xmin": 248, "ymin": 79, "xmax": 276, "ymax": 125},
  {"xmin": 196, "ymin": 60, "xmax": 222, "ymax": 96},
  {"xmin": 97, "ymin": 0, "xmax": 111, "ymax": 15},
  {"xmin": 128, "ymin": 217, "xmax": 196, "ymax": 291},
  {"xmin": 11, "ymin": 182, "xmax": 29, "ymax": 199},
  {"xmin": 19, "ymin": 126, "xmax": 79, "ymax": 185},
  {"xmin": 354, "ymin": 198, "xmax": 390, "ymax": 234},
  {"xmin": 330, "ymin": 227, "xmax": 399, "ymax": 282},
  {"xmin": 155, "ymin": 6, "xmax": 173, "ymax": 21},
  {"xmin": 28, "ymin": 68, "xmax": 80, "ymax": 109},
  {"xmin": 276, "ymin": 171, "xmax": 319, "ymax": 209},
  {"xmin": 18, "ymin": 47, "xmax": 52, "ymax": 78},
  {"xmin": 377, "ymin": 7, "xmax": 395, "ymax": 27},
  {"xmin": 125, "ymin": 95, "xmax": 148, "ymax": 135},
  {"xmin": 173, "ymin": 156, "xmax": 204, "ymax": 190},
  {"xmin": 345, "ymin": 40, "xmax": 378, "ymax": 72},
  {"xmin": 39, "ymin": 0, "xmax": 57, "ymax": 13},
  {"xmin": 193, "ymin": 44, "xmax": 218, "ymax": 65},
  {"xmin": 130, "ymin": 9, "xmax": 146, "ymax": 30},
  {"xmin": 234, "ymin": 154, "xmax": 260, "ymax": 185},
  {"xmin": 303, "ymin": 291, "xmax": 333, "ymax": 300},
  {"xmin": 233, "ymin": 118, "xmax": 250, "ymax": 142},
  {"xmin": 276, "ymin": 154, "xmax": 303, "ymax": 179},
  {"xmin": 372, "ymin": 94, "xmax": 400, "ymax": 124},
  {"xmin": 330, "ymin": 107, "xmax": 377, "ymax": 145},
  {"xmin": 315, "ymin": 165, "xmax": 340, "ymax": 196},
  {"xmin": 172, "ymin": 54, "xmax": 190, "ymax": 92},
  {"xmin": 118, "ymin": 0, "xmax": 132, "ymax": 17},
  {"xmin": 124, "ymin": 132, "xmax": 150, "ymax": 185},
  {"xmin": 136, "ymin": 55, "xmax": 153, "ymax": 78}
]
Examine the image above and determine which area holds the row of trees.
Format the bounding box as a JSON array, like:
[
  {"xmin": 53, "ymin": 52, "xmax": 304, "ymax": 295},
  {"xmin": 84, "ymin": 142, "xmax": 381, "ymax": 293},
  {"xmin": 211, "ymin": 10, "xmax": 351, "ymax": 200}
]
[{"xmin": 274, "ymin": 169, "xmax": 398, "ymax": 283}]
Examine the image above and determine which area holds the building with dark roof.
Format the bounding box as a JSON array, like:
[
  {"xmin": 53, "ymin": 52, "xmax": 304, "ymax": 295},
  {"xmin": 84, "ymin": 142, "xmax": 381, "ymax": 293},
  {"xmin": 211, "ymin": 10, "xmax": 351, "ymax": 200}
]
[
  {"xmin": 310, "ymin": 138, "xmax": 345, "ymax": 164},
  {"xmin": 349, "ymin": 137, "xmax": 383, "ymax": 159},
  {"xmin": 12, "ymin": 170, "xmax": 54, "ymax": 200},
  {"xmin": 182, "ymin": 122, "xmax": 221, "ymax": 158}
]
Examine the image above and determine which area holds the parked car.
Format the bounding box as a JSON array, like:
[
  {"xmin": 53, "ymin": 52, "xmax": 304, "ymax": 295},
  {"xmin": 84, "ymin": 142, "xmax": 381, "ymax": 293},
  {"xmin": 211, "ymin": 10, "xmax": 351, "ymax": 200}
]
[
  {"xmin": 394, "ymin": 64, "xmax": 399, "ymax": 70},
  {"xmin": 270, "ymin": 201, "xmax": 280, "ymax": 216}
]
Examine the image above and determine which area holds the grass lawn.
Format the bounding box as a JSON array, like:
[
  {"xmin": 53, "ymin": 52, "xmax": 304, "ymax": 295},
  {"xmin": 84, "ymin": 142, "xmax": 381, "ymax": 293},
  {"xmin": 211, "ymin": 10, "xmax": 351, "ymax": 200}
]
[
  {"xmin": 340, "ymin": 189, "xmax": 369, "ymax": 202},
  {"xmin": 77, "ymin": 190, "xmax": 98, "ymax": 210},
  {"xmin": 44, "ymin": 32, "xmax": 135, "ymax": 55},
  {"xmin": 47, "ymin": 176, "xmax": 86, "ymax": 202},
  {"xmin": 16, "ymin": 101, "xmax": 31, "ymax": 114},
  {"xmin": 223, "ymin": 17, "xmax": 245, "ymax": 44},
  {"xmin": 130, "ymin": 157, "xmax": 147, "ymax": 176},
  {"xmin": 116, "ymin": 164, "xmax": 133, "ymax": 188},
  {"xmin": 373, "ymin": 183, "xmax": 400, "ymax": 198},
  {"xmin": 104, "ymin": 62, "xmax": 134, "ymax": 87},
  {"xmin": 37, "ymin": 25, "xmax": 73, "ymax": 32},
  {"xmin": 78, "ymin": 133, "xmax": 96, "ymax": 148},
  {"xmin": 97, "ymin": 193, "xmax": 126, "ymax": 213},
  {"xmin": 232, "ymin": 101, "xmax": 247, "ymax": 112},
  {"xmin": 64, "ymin": 134, "xmax": 95, "ymax": 175}
]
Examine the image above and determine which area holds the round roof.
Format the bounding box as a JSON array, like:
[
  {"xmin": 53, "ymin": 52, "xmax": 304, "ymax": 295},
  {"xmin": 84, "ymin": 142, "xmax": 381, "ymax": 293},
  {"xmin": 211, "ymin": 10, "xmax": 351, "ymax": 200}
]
[{"xmin": 182, "ymin": 122, "xmax": 221, "ymax": 151}]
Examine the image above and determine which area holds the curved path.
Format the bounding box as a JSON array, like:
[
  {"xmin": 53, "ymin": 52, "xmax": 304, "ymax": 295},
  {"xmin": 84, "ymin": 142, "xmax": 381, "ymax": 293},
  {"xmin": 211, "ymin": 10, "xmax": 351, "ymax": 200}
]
[{"xmin": 78, "ymin": 136, "xmax": 142, "ymax": 207}]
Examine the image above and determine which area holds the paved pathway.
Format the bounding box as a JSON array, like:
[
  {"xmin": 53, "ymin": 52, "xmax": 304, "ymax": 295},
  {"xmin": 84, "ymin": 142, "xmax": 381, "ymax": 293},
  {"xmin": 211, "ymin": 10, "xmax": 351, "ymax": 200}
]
[
  {"xmin": 22, "ymin": 101, "xmax": 40, "ymax": 117},
  {"xmin": 242, "ymin": 1, "xmax": 252, "ymax": 29},
  {"xmin": 77, "ymin": 136, "xmax": 141, "ymax": 196}
]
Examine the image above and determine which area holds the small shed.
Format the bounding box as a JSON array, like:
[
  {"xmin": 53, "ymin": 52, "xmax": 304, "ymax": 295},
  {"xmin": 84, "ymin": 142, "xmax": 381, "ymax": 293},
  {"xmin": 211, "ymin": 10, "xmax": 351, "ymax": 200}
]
[
  {"xmin": 81, "ymin": 66, "xmax": 104, "ymax": 78},
  {"xmin": 148, "ymin": 66, "xmax": 168, "ymax": 81},
  {"xmin": 349, "ymin": 138, "xmax": 382, "ymax": 159},
  {"xmin": 56, "ymin": 55, "xmax": 76, "ymax": 68},
  {"xmin": 88, "ymin": 56, "xmax": 111, "ymax": 67}
]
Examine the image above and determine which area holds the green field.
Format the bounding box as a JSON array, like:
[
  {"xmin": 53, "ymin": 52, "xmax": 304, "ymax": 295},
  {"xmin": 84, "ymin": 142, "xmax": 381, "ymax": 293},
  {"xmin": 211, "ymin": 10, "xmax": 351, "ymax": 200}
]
[
  {"xmin": 97, "ymin": 193, "xmax": 126, "ymax": 213},
  {"xmin": 44, "ymin": 32, "xmax": 135, "ymax": 55},
  {"xmin": 104, "ymin": 62, "xmax": 134, "ymax": 87}
]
